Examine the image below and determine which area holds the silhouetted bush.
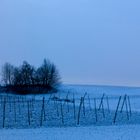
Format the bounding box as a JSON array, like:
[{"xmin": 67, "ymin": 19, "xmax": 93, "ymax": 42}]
[{"xmin": 0, "ymin": 59, "xmax": 61, "ymax": 94}]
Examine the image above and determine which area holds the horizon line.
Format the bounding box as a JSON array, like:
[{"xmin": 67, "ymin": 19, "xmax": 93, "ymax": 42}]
[{"xmin": 62, "ymin": 83, "xmax": 140, "ymax": 89}]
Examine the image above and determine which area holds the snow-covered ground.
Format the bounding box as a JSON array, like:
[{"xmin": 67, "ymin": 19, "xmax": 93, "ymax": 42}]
[
  {"xmin": 1, "ymin": 125, "xmax": 140, "ymax": 140},
  {"xmin": 1, "ymin": 84, "xmax": 140, "ymax": 140}
]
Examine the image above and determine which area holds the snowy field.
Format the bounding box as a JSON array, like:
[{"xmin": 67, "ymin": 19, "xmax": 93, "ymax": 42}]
[
  {"xmin": 1, "ymin": 84, "xmax": 140, "ymax": 140},
  {"xmin": 1, "ymin": 125, "xmax": 140, "ymax": 140}
]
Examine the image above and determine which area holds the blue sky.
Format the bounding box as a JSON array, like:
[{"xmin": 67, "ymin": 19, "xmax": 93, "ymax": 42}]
[{"xmin": 0, "ymin": 0, "xmax": 140, "ymax": 86}]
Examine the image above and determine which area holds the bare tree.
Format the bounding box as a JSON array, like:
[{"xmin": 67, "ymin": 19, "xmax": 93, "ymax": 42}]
[
  {"xmin": 36, "ymin": 59, "xmax": 61, "ymax": 88},
  {"xmin": 1, "ymin": 62, "xmax": 14, "ymax": 86},
  {"xmin": 20, "ymin": 61, "xmax": 35, "ymax": 85},
  {"xmin": 12, "ymin": 67, "xmax": 22, "ymax": 86}
]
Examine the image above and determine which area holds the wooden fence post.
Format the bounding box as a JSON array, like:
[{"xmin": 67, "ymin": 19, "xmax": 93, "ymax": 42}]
[
  {"xmin": 67, "ymin": 95, "xmax": 69, "ymax": 113},
  {"xmin": 82, "ymin": 97, "xmax": 86, "ymax": 116},
  {"xmin": 3, "ymin": 97, "xmax": 6, "ymax": 128},
  {"xmin": 106, "ymin": 96, "xmax": 110, "ymax": 113},
  {"xmin": 94, "ymin": 98, "xmax": 98, "ymax": 122},
  {"xmin": 113, "ymin": 96, "xmax": 122, "ymax": 123},
  {"xmin": 56, "ymin": 100, "xmax": 59, "ymax": 117},
  {"xmin": 14, "ymin": 97, "xmax": 17, "ymax": 123},
  {"xmin": 98, "ymin": 94, "xmax": 105, "ymax": 110},
  {"xmin": 73, "ymin": 94, "xmax": 76, "ymax": 120},
  {"xmin": 127, "ymin": 96, "xmax": 132, "ymax": 116},
  {"xmin": 125, "ymin": 96, "xmax": 129, "ymax": 120},
  {"xmin": 27, "ymin": 100, "xmax": 31, "ymax": 126},
  {"xmin": 101, "ymin": 100, "xmax": 105, "ymax": 118},
  {"xmin": 88, "ymin": 95, "xmax": 92, "ymax": 111},
  {"xmin": 60, "ymin": 102, "xmax": 64, "ymax": 124},
  {"xmin": 120, "ymin": 94, "xmax": 127, "ymax": 113},
  {"xmin": 77, "ymin": 97, "xmax": 83, "ymax": 125},
  {"xmin": 40, "ymin": 97, "xmax": 45, "ymax": 126}
]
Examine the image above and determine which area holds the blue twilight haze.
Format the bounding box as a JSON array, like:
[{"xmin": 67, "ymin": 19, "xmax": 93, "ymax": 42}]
[{"xmin": 0, "ymin": 0, "xmax": 140, "ymax": 86}]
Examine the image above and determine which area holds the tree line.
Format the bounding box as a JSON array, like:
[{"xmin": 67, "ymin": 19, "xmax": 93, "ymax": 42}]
[{"xmin": 0, "ymin": 59, "xmax": 61, "ymax": 93}]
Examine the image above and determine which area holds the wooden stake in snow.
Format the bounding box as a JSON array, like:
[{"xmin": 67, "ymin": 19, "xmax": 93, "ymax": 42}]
[
  {"xmin": 106, "ymin": 96, "xmax": 110, "ymax": 113},
  {"xmin": 27, "ymin": 100, "xmax": 31, "ymax": 126},
  {"xmin": 9, "ymin": 97, "xmax": 12, "ymax": 112},
  {"xmin": 127, "ymin": 96, "xmax": 132, "ymax": 116},
  {"xmin": 94, "ymin": 98, "xmax": 98, "ymax": 122},
  {"xmin": 98, "ymin": 94, "xmax": 105, "ymax": 110},
  {"xmin": 125, "ymin": 96, "xmax": 129, "ymax": 120},
  {"xmin": 83, "ymin": 92, "xmax": 87, "ymax": 99},
  {"xmin": 3, "ymin": 97, "xmax": 6, "ymax": 128},
  {"xmin": 60, "ymin": 101, "xmax": 64, "ymax": 124},
  {"xmin": 82, "ymin": 92, "xmax": 87, "ymax": 116},
  {"xmin": 53, "ymin": 95, "xmax": 56, "ymax": 106},
  {"xmin": 14, "ymin": 97, "xmax": 17, "ymax": 123},
  {"xmin": 22, "ymin": 96, "xmax": 24, "ymax": 108},
  {"xmin": 113, "ymin": 96, "xmax": 122, "ymax": 123},
  {"xmin": 88, "ymin": 95, "xmax": 92, "ymax": 111},
  {"xmin": 43, "ymin": 99, "xmax": 46, "ymax": 121},
  {"xmin": 73, "ymin": 94, "xmax": 76, "ymax": 120},
  {"xmin": 77, "ymin": 97, "xmax": 83, "ymax": 125},
  {"xmin": 29, "ymin": 100, "xmax": 33, "ymax": 119},
  {"xmin": 18, "ymin": 96, "xmax": 21, "ymax": 115},
  {"xmin": 101, "ymin": 100, "xmax": 105, "ymax": 118},
  {"xmin": 56, "ymin": 100, "xmax": 59, "ymax": 117},
  {"xmin": 66, "ymin": 94, "xmax": 70, "ymax": 113},
  {"xmin": 40, "ymin": 97, "xmax": 45, "ymax": 126},
  {"xmin": 120, "ymin": 94, "xmax": 127, "ymax": 113},
  {"xmin": 82, "ymin": 97, "xmax": 86, "ymax": 116}
]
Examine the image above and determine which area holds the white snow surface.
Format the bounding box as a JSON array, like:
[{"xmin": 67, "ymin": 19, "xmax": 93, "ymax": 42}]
[{"xmin": 0, "ymin": 125, "xmax": 140, "ymax": 140}]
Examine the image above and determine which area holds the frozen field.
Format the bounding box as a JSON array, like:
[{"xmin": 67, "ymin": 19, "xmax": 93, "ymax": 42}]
[
  {"xmin": 0, "ymin": 125, "xmax": 140, "ymax": 140},
  {"xmin": 1, "ymin": 84, "xmax": 140, "ymax": 140},
  {"xmin": 1, "ymin": 125, "xmax": 140, "ymax": 140}
]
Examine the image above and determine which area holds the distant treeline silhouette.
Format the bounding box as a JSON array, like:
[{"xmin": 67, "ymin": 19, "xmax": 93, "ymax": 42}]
[{"xmin": 0, "ymin": 59, "xmax": 61, "ymax": 94}]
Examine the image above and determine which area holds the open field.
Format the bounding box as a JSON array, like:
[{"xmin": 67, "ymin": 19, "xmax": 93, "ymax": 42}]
[
  {"xmin": 1, "ymin": 84, "xmax": 140, "ymax": 139},
  {"xmin": 1, "ymin": 125, "xmax": 140, "ymax": 140}
]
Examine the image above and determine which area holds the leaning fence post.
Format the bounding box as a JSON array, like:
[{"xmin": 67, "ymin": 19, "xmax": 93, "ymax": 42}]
[
  {"xmin": 98, "ymin": 94, "xmax": 105, "ymax": 110},
  {"xmin": 83, "ymin": 92, "xmax": 87, "ymax": 99},
  {"xmin": 77, "ymin": 97, "xmax": 83, "ymax": 125},
  {"xmin": 113, "ymin": 96, "xmax": 122, "ymax": 123},
  {"xmin": 120, "ymin": 94, "xmax": 126, "ymax": 113},
  {"xmin": 127, "ymin": 96, "xmax": 132, "ymax": 116},
  {"xmin": 82, "ymin": 97, "xmax": 86, "ymax": 116},
  {"xmin": 125, "ymin": 96, "xmax": 129, "ymax": 120},
  {"xmin": 106, "ymin": 96, "xmax": 110, "ymax": 113}
]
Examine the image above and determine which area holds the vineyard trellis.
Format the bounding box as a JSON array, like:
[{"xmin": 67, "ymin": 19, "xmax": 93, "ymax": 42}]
[{"xmin": 0, "ymin": 92, "xmax": 133, "ymax": 128}]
